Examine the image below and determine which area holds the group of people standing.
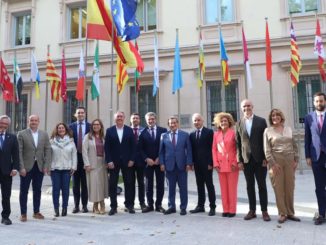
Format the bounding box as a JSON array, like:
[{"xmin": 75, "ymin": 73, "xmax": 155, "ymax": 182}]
[{"xmin": 0, "ymin": 92, "xmax": 325, "ymax": 227}]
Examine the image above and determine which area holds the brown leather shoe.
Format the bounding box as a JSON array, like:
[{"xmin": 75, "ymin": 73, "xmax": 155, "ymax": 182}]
[
  {"xmin": 33, "ymin": 212, "xmax": 45, "ymax": 220},
  {"xmin": 244, "ymin": 210, "xmax": 257, "ymax": 220},
  {"xmin": 287, "ymin": 215, "xmax": 301, "ymax": 222},
  {"xmin": 20, "ymin": 214, "xmax": 27, "ymax": 222},
  {"xmin": 262, "ymin": 211, "xmax": 271, "ymax": 221},
  {"xmin": 278, "ymin": 215, "xmax": 287, "ymax": 224}
]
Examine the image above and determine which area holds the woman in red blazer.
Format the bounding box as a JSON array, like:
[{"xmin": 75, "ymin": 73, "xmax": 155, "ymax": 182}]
[{"xmin": 212, "ymin": 112, "xmax": 239, "ymax": 217}]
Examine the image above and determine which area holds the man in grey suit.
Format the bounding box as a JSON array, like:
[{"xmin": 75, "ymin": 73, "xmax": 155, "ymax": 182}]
[
  {"xmin": 159, "ymin": 116, "xmax": 193, "ymax": 215},
  {"xmin": 17, "ymin": 115, "xmax": 51, "ymax": 222},
  {"xmin": 236, "ymin": 99, "xmax": 271, "ymax": 221}
]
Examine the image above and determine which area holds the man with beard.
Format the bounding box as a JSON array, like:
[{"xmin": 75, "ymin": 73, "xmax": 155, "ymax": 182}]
[{"xmin": 305, "ymin": 92, "xmax": 326, "ymax": 225}]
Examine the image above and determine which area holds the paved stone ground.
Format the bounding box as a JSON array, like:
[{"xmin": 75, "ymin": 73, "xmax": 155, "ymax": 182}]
[{"xmin": 1, "ymin": 170, "xmax": 325, "ymax": 245}]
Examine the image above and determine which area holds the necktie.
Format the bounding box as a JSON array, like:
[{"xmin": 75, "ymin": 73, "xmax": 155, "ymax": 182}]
[
  {"xmin": 151, "ymin": 127, "xmax": 155, "ymax": 140},
  {"xmin": 172, "ymin": 132, "xmax": 176, "ymax": 147},
  {"xmin": 319, "ymin": 114, "xmax": 324, "ymax": 132},
  {"xmin": 196, "ymin": 130, "xmax": 200, "ymax": 141},
  {"xmin": 0, "ymin": 133, "xmax": 3, "ymax": 149},
  {"xmin": 77, "ymin": 122, "xmax": 83, "ymax": 153},
  {"xmin": 133, "ymin": 128, "xmax": 138, "ymax": 142}
]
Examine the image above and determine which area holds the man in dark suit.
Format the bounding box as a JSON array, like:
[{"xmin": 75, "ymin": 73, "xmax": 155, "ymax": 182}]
[
  {"xmin": 69, "ymin": 106, "xmax": 91, "ymax": 213},
  {"xmin": 0, "ymin": 115, "xmax": 19, "ymax": 225},
  {"xmin": 189, "ymin": 113, "xmax": 216, "ymax": 216},
  {"xmin": 139, "ymin": 112, "xmax": 167, "ymax": 213},
  {"xmin": 305, "ymin": 92, "xmax": 326, "ymax": 225},
  {"xmin": 130, "ymin": 112, "xmax": 147, "ymax": 211},
  {"xmin": 105, "ymin": 111, "xmax": 136, "ymax": 215},
  {"xmin": 159, "ymin": 116, "xmax": 192, "ymax": 215},
  {"xmin": 236, "ymin": 99, "xmax": 271, "ymax": 221},
  {"xmin": 17, "ymin": 115, "xmax": 51, "ymax": 222}
]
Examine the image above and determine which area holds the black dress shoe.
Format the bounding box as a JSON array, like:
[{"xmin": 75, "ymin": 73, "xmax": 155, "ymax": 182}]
[
  {"xmin": 54, "ymin": 209, "xmax": 59, "ymax": 217},
  {"xmin": 164, "ymin": 208, "xmax": 176, "ymax": 215},
  {"xmin": 208, "ymin": 209, "xmax": 216, "ymax": 216},
  {"xmin": 155, "ymin": 206, "xmax": 165, "ymax": 213},
  {"xmin": 124, "ymin": 207, "xmax": 136, "ymax": 214},
  {"xmin": 287, "ymin": 215, "xmax": 301, "ymax": 222},
  {"xmin": 108, "ymin": 208, "xmax": 117, "ymax": 216},
  {"xmin": 1, "ymin": 218, "xmax": 12, "ymax": 225},
  {"xmin": 228, "ymin": 213, "xmax": 236, "ymax": 218},
  {"xmin": 61, "ymin": 208, "xmax": 67, "ymax": 217},
  {"xmin": 82, "ymin": 206, "xmax": 89, "ymax": 213},
  {"xmin": 244, "ymin": 210, "xmax": 256, "ymax": 220},
  {"xmin": 190, "ymin": 207, "xmax": 205, "ymax": 214},
  {"xmin": 142, "ymin": 206, "xmax": 154, "ymax": 213},
  {"xmin": 72, "ymin": 207, "xmax": 80, "ymax": 214},
  {"xmin": 140, "ymin": 203, "xmax": 147, "ymax": 210},
  {"xmin": 222, "ymin": 212, "xmax": 229, "ymax": 217},
  {"xmin": 314, "ymin": 215, "xmax": 324, "ymax": 225},
  {"xmin": 180, "ymin": 209, "xmax": 187, "ymax": 216}
]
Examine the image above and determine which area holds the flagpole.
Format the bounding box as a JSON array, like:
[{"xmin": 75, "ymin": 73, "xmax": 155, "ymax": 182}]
[
  {"xmin": 176, "ymin": 28, "xmax": 181, "ymax": 121},
  {"xmin": 45, "ymin": 45, "xmax": 49, "ymax": 132},
  {"xmin": 110, "ymin": 8, "xmax": 115, "ymax": 126},
  {"xmin": 83, "ymin": 38, "xmax": 88, "ymax": 108},
  {"xmin": 241, "ymin": 21, "xmax": 249, "ymax": 99},
  {"xmin": 198, "ymin": 25, "xmax": 203, "ymax": 116},
  {"xmin": 96, "ymin": 41, "xmax": 100, "ymax": 118},
  {"xmin": 11, "ymin": 50, "xmax": 16, "ymax": 132}
]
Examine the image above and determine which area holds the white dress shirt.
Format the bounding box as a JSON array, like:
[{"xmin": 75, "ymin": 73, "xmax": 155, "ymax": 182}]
[
  {"xmin": 116, "ymin": 126, "xmax": 124, "ymax": 143},
  {"xmin": 245, "ymin": 115, "xmax": 254, "ymax": 137}
]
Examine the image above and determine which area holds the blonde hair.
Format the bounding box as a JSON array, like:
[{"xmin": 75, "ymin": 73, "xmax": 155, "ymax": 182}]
[{"xmin": 213, "ymin": 112, "xmax": 235, "ymax": 129}]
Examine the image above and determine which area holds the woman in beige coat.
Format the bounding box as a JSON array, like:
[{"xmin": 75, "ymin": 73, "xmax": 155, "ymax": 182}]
[{"xmin": 82, "ymin": 119, "xmax": 108, "ymax": 214}]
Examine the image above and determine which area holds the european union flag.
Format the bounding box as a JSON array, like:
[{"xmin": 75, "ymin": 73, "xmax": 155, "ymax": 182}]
[
  {"xmin": 172, "ymin": 30, "xmax": 183, "ymax": 94},
  {"xmin": 111, "ymin": 0, "xmax": 140, "ymax": 41}
]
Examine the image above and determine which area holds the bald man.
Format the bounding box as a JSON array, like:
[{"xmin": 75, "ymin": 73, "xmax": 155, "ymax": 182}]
[
  {"xmin": 17, "ymin": 115, "xmax": 51, "ymax": 222},
  {"xmin": 189, "ymin": 113, "xmax": 216, "ymax": 216}
]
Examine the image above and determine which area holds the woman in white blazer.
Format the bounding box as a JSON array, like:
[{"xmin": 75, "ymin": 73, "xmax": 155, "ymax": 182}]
[{"xmin": 82, "ymin": 119, "xmax": 108, "ymax": 214}]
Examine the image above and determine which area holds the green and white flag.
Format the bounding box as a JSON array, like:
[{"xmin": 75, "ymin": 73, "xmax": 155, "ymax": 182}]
[{"xmin": 91, "ymin": 40, "xmax": 100, "ymax": 100}]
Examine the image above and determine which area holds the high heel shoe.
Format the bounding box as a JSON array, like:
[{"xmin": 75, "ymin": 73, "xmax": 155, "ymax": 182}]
[
  {"xmin": 61, "ymin": 208, "xmax": 67, "ymax": 217},
  {"xmin": 99, "ymin": 201, "xmax": 106, "ymax": 215},
  {"xmin": 93, "ymin": 202, "xmax": 100, "ymax": 214},
  {"xmin": 54, "ymin": 209, "xmax": 59, "ymax": 217}
]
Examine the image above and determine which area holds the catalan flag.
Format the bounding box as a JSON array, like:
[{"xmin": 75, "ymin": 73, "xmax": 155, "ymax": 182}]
[
  {"xmin": 31, "ymin": 52, "xmax": 41, "ymax": 99},
  {"xmin": 219, "ymin": 29, "xmax": 231, "ymax": 86},
  {"xmin": 0, "ymin": 58, "xmax": 14, "ymax": 102},
  {"xmin": 198, "ymin": 30, "xmax": 205, "ymax": 88},
  {"xmin": 46, "ymin": 52, "xmax": 61, "ymax": 102},
  {"xmin": 290, "ymin": 22, "xmax": 302, "ymax": 86},
  {"xmin": 314, "ymin": 19, "xmax": 326, "ymax": 82},
  {"xmin": 116, "ymin": 57, "xmax": 129, "ymax": 94},
  {"xmin": 265, "ymin": 19, "xmax": 272, "ymax": 82}
]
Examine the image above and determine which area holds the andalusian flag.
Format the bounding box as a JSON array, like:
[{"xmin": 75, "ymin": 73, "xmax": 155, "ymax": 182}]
[
  {"xmin": 13, "ymin": 58, "xmax": 23, "ymax": 103},
  {"xmin": 31, "ymin": 52, "xmax": 41, "ymax": 99},
  {"xmin": 198, "ymin": 30, "xmax": 205, "ymax": 88},
  {"xmin": 116, "ymin": 57, "xmax": 129, "ymax": 94},
  {"xmin": 290, "ymin": 22, "xmax": 302, "ymax": 86},
  {"xmin": 91, "ymin": 40, "xmax": 100, "ymax": 100},
  {"xmin": 219, "ymin": 29, "xmax": 231, "ymax": 86},
  {"xmin": 46, "ymin": 52, "xmax": 61, "ymax": 102}
]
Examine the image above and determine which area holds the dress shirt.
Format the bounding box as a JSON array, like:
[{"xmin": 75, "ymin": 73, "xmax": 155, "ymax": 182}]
[
  {"xmin": 116, "ymin": 126, "xmax": 124, "ymax": 143},
  {"xmin": 30, "ymin": 129, "xmax": 39, "ymax": 148},
  {"xmin": 244, "ymin": 114, "xmax": 254, "ymax": 136},
  {"xmin": 78, "ymin": 120, "xmax": 86, "ymax": 138},
  {"xmin": 169, "ymin": 129, "xmax": 179, "ymax": 144},
  {"xmin": 148, "ymin": 125, "xmax": 157, "ymax": 139}
]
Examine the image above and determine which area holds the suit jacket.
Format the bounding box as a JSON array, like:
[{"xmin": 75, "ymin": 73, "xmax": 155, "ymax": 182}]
[
  {"xmin": 189, "ymin": 127, "xmax": 213, "ymax": 169},
  {"xmin": 17, "ymin": 129, "xmax": 52, "ymax": 172},
  {"xmin": 304, "ymin": 111, "xmax": 326, "ymax": 162},
  {"xmin": 82, "ymin": 135, "xmax": 105, "ymax": 167},
  {"xmin": 212, "ymin": 128, "xmax": 237, "ymax": 172},
  {"xmin": 159, "ymin": 130, "xmax": 193, "ymax": 171},
  {"xmin": 236, "ymin": 115, "xmax": 267, "ymax": 164},
  {"xmin": 139, "ymin": 126, "xmax": 167, "ymax": 163},
  {"xmin": 69, "ymin": 121, "xmax": 91, "ymax": 148},
  {"xmin": 0, "ymin": 132, "xmax": 19, "ymax": 175},
  {"xmin": 104, "ymin": 125, "xmax": 136, "ymax": 166}
]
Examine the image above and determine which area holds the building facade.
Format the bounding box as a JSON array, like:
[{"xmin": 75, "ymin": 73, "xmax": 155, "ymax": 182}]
[{"xmin": 0, "ymin": 0, "xmax": 326, "ymax": 168}]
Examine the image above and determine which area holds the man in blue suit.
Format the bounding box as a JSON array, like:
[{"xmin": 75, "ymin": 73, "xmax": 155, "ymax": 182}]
[
  {"xmin": 305, "ymin": 92, "xmax": 326, "ymax": 225},
  {"xmin": 139, "ymin": 112, "xmax": 167, "ymax": 213},
  {"xmin": 105, "ymin": 111, "xmax": 136, "ymax": 215},
  {"xmin": 0, "ymin": 115, "xmax": 19, "ymax": 225},
  {"xmin": 159, "ymin": 116, "xmax": 193, "ymax": 215},
  {"xmin": 69, "ymin": 106, "xmax": 91, "ymax": 213}
]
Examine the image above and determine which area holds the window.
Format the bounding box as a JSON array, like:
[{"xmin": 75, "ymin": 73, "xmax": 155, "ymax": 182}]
[
  {"xmin": 13, "ymin": 13, "xmax": 31, "ymax": 46},
  {"xmin": 293, "ymin": 75, "xmax": 325, "ymax": 127},
  {"xmin": 6, "ymin": 94, "xmax": 28, "ymax": 132},
  {"xmin": 205, "ymin": 0, "xmax": 234, "ymax": 24},
  {"xmin": 206, "ymin": 80, "xmax": 239, "ymax": 128},
  {"xmin": 63, "ymin": 90, "xmax": 88, "ymax": 124},
  {"xmin": 130, "ymin": 85, "xmax": 157, "ymax": 127},
  {"xmin": 136, "ymin": 0, "xmax": 156, "ymax": 31},
  {"xmin": 288, "ymin": 0, "xmax": 319, "ymax": 14},
  {"xmin": 68, "ymin": 5, "xmax": 87, "ymax": 40}
]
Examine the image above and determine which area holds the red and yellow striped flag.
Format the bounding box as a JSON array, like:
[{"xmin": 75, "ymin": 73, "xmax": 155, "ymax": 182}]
[
  {"xmin": 116, "ymin": 57, "xmax": 129, "ymax": 94},
  {"xmin": 46, "ymin": 52, "xmax": 61, "ymax": 102},
  {"xmin": 290, "ymin": 22, "xmax": 302, "ymax": 86}
]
